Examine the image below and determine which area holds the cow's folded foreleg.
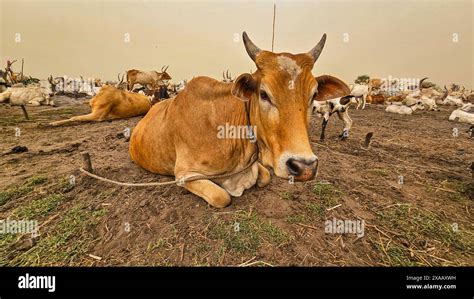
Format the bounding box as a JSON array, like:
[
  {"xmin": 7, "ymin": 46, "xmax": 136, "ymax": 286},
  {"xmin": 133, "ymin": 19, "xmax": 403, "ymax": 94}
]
[
  {"xmin": 257, "ymin": 163, "xmax": 271, "ymax": 187},
  {"xmin": 183, "ymin": 179, "xmax": 231, "ymax": 208}
]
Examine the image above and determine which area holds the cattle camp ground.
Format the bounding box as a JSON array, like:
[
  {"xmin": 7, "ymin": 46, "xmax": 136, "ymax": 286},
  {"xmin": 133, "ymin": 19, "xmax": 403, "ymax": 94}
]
[
  {"xmin": 0, "ymin": 1, "xmax": 473, "ymax": 268},
  {"xmin": 0, "ymin": 93, "xmax": 472, "ymax": 266}
]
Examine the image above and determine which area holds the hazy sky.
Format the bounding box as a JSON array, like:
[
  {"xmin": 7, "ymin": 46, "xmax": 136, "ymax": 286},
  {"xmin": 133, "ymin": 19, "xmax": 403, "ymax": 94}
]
[{"xmin": 1, "ymin": 0, "xmax": 472, "ymax": 88}]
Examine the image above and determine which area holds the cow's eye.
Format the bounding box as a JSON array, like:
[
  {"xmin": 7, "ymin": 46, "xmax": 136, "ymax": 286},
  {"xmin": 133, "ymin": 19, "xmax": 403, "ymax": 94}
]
[{"xmin": 260, "ymin": 90, "xmax": 270, "ymax": 103}]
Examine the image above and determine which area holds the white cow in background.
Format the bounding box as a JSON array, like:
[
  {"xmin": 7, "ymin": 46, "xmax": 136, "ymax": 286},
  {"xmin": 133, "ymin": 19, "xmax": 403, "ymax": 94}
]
[
  {"xmin": 385, "ymin": 101, "xmax": 425, "ymax": 115},
  {"xmin": 0, "ymin": 85, "xmax": 55, "ymax": 119},
  {"xmin": 349, "ymin": 84, "xmax": 369, "ymax": 109},
  {"xmin": 449, "ymin": 103, "xmax": 474, "ymax": 125}
]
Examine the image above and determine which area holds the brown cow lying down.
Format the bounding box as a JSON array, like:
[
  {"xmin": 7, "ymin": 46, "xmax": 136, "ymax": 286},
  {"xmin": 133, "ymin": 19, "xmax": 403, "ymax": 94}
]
[
  {"xmin": 129, "ymin": 32, "xmax": 348, "ymax": 208},
  {"xmin": 367, "ymin": 94, "xmax": 386, "ymax": 105},
  {"xmin": 49, "ymin": 85, "xmax": 152, "ymax": 126}
]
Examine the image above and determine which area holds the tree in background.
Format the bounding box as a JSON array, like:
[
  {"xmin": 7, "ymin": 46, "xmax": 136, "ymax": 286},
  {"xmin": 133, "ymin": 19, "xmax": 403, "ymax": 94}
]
[{"xmin": 355, "ymin": 75, "xmax": 370, "ymax": 84}]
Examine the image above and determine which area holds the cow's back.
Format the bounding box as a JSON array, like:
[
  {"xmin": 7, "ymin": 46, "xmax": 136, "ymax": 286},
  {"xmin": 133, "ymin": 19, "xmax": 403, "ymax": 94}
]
[
  {"xmin": 10, "ymin": 87, "xmax": 45, "ymax": 102},
  {"xmin": 91, "ymin": 86, "xmax": 151, "ymax": 118},
  {"xmin": 129, "ymin": 76, "xmax": 251, "ymax": 176}
]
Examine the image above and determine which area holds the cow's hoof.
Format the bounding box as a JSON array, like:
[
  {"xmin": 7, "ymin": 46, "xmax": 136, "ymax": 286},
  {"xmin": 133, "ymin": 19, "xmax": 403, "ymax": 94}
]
[
  {"xmin": 339, "ymin": 130, "xmax": 349, "ymax": 140},
  {"xmin": 210, "ymin": 194, "xmax": 232, "ymax": 208},
  {"xmin": 257, "ymin": 163, "xmax": 271, "ymax": 188}
]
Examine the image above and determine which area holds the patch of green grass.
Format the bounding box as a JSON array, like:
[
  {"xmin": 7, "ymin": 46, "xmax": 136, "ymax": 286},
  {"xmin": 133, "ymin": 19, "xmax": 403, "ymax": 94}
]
[
  {"xmin": 39, "ymin": 108, "xmax": 74, "ymax": 116},
  {"xmin": 261, "ymin": 221, "xmax": 289, "ymax": 245},
  {"xmin": 372, "ymin": 241, "xmax": 418, "ymax": 266},
  {"xmin": 0, "ymin": 175, "xmax": 102, "ymax": 266},
  {"xmin": 13, "ymin": 194, "xmax": 65, "ymax": 219},
  {"xmin": 368, "ymin": 168, "xmax": 389, "ymax": 177},
  {"xmin": 6, "ymin": 204, "xmax": 108, "ymax": 266},
  {"xmin": 56, "ymin": 177, "xmax": 76, "ymax": 193},
  {"xmin": 312, "ymin": 182, "xmax": 344, "ymax": 207},
  {"xmin": 425, "ymin": 180, "xmax": 470, "ymax": 203},
  {"xmin": 147, "ymin": 238, "xmax": 167, "ymax": 252},
  {"xmin": 0, "ymin": 176, "xmax": 47, "ymax": 206},
  {"xmin": 377, "ymin": 205, "xmax": 472, "ymax": 252},
  {"xmin": 29, "ymin": 176, "xmax": 48, "ymax": 186},
  {"xmin": 286, "ymin": 214, "xmax": 306, "ymax": 224},
  {"xmin": 192, "ymin": 242, "xmax": 212, "ymax": 256},
  {"xmin": 0, "ymin": 115, "xmax": 33, "ymax": 126},
  {"xmin": 0, "ymin": 234, "xmax": 16, "ymax": 265},
  {"xmin": 209, "ymin": 211, "xmax": 290, "ymax": 254},
  {"xmin": 444, "ymin": 181, "xmax": 470, "ymax": 203},
  {"xmin": 305, "ymin": 202, "xmax": 326, "ymax": 218}
]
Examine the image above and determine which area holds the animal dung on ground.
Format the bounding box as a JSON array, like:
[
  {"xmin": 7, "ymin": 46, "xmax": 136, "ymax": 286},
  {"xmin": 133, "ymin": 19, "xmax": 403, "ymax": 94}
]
[{"xmin": 2, "ymin": 145, "xmax": 29, "ymax": 155}]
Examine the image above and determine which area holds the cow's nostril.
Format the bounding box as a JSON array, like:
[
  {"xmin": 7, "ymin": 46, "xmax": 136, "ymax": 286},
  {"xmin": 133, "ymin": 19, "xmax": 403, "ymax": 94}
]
[
  {"xmin": 286, "ymin": 158, "xmax": 318, "ymax": 180},
  {"xmin": 286, "ymin": 158, "xmax": 301, "ymax": 176}
]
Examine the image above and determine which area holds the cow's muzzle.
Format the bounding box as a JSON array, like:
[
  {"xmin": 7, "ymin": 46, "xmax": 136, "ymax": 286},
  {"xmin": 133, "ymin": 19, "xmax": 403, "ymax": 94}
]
[{"xmin": 286, "ymin": 157, "xmax": 318, "ymax": 181}]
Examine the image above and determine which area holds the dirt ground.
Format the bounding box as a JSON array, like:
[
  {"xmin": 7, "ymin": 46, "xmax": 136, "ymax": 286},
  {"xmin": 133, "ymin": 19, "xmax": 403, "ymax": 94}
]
[{"xmin": 0, "ymin": 96, "xmax": 472, "ymax": 266}]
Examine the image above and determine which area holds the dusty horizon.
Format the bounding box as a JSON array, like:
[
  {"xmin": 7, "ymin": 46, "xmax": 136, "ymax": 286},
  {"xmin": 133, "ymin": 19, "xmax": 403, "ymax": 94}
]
[{"xmin": 1, "ymin": 0, "xmax": 473, "ymax": 88}]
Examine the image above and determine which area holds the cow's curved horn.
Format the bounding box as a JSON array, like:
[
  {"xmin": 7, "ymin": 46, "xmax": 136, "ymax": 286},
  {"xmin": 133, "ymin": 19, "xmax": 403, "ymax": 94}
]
[
  {"xmin": 444, "ymin": 85, "xmax": 448, "ymax": 91},
  {"xmin": 164, "ymin": 65, "xmax": 169, "ymax": 72},
  {"xmin": 243, "ymin": 32, "xmax": 262, "ymax": 62},
  {"xmin": 222, "ymin": 71, "xmax": 225, "ymax": 79},
  {"xmin": 118, "ymin": 73, "xmax": 125, "ymax": 84},
  {"xmin": 307, "ymin": 33, "xmax": 327, "ymax": 62},
  {"xmin": 419, "ymin": 77, "xmax": 428, "ymax": 90}
]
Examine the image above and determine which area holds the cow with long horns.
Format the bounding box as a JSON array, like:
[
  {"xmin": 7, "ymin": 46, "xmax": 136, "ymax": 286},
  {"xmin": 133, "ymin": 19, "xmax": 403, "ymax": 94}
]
[
  {"xmin": 129, "ymin": 32, "xmax": 349, "ymax": 208},
  {"xmin": 126, "ymin": 66, "xmax": 171, "ymax": 91}
]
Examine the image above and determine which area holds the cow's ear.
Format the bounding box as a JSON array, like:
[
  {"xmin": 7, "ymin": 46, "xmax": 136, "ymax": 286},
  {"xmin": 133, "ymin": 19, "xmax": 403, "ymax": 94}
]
[
  {"xmin": 314, "ymin": 75, "xmax": 350, "ymax": 102},
  {"xmin": 340, "ymin": 95, "xmax": 354, "ymax": 105},
  {"xmin": 231, "ymin": 73, "xmax": 257, "ymax": 102}
]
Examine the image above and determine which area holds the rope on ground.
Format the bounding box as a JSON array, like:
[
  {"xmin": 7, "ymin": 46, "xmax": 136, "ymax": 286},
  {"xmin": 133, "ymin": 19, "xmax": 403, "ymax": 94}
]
[{"xmin": 79, "ymin": 152, "xmax": 259, "ymax": 187}]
